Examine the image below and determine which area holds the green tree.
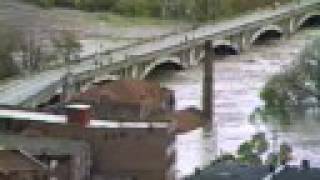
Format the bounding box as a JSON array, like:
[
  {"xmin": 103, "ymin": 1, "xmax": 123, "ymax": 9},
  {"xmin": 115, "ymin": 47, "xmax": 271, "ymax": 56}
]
[{"xmin": 0, "ymin": 26, "xmax": 22, "ymax": 79}]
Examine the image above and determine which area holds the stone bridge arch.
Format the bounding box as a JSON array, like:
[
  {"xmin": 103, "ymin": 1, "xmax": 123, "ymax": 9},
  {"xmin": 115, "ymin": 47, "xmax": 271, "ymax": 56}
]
[
  {"xmin": 213, "ymin": 40, "xmax": 240, "ymax": 56},
  {"xmin": 295, "ymin": 13, "xmax": 320, "ymax": 30},
  {"xmin": 250, "ymin": 25, "xmax": 284, "ymax": 45},
  {"xmin": 140, "ymin": 57, "xmax": 185, "ymax": 80}
]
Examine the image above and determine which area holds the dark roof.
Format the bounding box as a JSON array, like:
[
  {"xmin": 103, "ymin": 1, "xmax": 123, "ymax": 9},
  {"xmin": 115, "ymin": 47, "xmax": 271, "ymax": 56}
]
[
  {"xmin": 0, "ymin": 150, "xmax": 47, "ymax": 174},
  {"xmin": 273, "ymin": 167, "xmax": 320, "ymax": 180},
  {"xmin": 0, "ymin": 134, "xmax": 89, "ymax": 156},
  {"xmin": 186, "ymin": 162, "xmax": 270, "ymax": 180},
  {"xmin": 187, "ymin": 162, "xmax": 320, "ymax": 180}
]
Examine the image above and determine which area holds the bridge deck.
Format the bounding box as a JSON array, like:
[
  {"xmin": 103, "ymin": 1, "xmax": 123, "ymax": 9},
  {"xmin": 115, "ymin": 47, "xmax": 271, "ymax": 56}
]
[{"xmin": 0, "ymin": 0, "xmax": 318, "ymax": 106}]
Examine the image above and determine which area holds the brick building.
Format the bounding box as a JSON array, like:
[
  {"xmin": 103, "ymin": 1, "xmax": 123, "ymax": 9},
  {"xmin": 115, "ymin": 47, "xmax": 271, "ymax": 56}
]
[{"xmin": 0, "ymin": 105, "xmax": 175, "ymax": 180}]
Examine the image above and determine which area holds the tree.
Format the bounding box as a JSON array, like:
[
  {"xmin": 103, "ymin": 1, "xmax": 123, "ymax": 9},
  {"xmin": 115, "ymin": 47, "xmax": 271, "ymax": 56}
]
[
  {"xmin": 237, "ymin": 133, "xmax": 269, "ymax": 165},
  {"xmin": 0, "ymin": 25, "xmax": 23, "ymax": 79},
  {"xmin": 52, "ymin": 30, "xmax": 81, "ymax": 62}
]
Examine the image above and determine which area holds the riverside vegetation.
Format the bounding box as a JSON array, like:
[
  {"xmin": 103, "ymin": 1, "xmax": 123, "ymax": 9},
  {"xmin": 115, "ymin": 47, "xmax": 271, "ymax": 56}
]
[
  {"xmin": 26, "ymin": 0, "xmax": 293, "ymax": 21},
  {"xmin": 260, "ymin": 37, "xmax": 320, "ymax": 109}
]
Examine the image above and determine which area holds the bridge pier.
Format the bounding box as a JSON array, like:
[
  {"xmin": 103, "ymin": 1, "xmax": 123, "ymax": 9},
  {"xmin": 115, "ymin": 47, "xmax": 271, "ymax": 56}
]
[
  {"xmin": 281, "ymin": 19, "xmax": 295, "ymax": 39},
  {"xmin": 131, "ymin": 65, "xmax": 139, "ymax": 80},
  {"xmin": 179, "ymin": 49, "xmax": 191, "ymax": 67},
  {"xmin": 119, "ymin": 65, "xmax": 142, "ymax": 80},
  {"xmin": 195, "ymin": 46, "xmax": 203, "ymax": 62},
  {"xmin": 289, "ymin": 17, "xmax": 296, "ymax": 34},
  {"xmin": 125, "ymin": 67, "xmax": 131, "ymax": 79},
  {"xmin": 240, "ymin": 32, "xmax": 251, "ymax": 52},
  {"xmin": 189, "ymin": 48, "xmax": 197, "ymax": 66},
  {"xmin": 178, "ymin": 47, "xmax": 203, "ymax": 67}
]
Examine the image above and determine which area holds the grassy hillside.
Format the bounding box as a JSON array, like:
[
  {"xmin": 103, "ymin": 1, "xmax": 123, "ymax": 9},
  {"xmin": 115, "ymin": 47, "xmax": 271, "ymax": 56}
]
[{"xmin": 26, "ymin": 0, "xmax": 293, "ymax": 22}]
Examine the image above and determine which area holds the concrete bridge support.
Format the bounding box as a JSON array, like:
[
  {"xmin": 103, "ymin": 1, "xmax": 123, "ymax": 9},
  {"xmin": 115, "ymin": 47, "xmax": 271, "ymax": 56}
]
[
  {"xmin": 178, "ymin": 49, "xmax": 193, "ymax": 67},
  {"xmin": 203, "ymin": 40, "xmax": 214, "ymax": 128},
  {"xmin": 289, "ymin": 17, "xmax": 296, "ymax": 34},
  {"xmin": 240, "ymin": 32, "xmax": 251, "ymax": 52},
  {"xmin": 130, "ymin": 65, "xmax": 139, "ymax": 80},
  {"xmin": 195, "ymin": 46, "xmax": 204, "ymax": 62},
  {"xmin": 119, "ymin": 65, "xmax": 140, "ymax": 80},
  {"xmin": 179, "ymin": 49, "xmax": 191, "ymax": 67},
  {"xmin": 189, "ymin": 48, "xmax": 197, "ymax": 66},
  {"xmin": 281, "ymin": 18, "xmax": 295, "ymax": 39}
]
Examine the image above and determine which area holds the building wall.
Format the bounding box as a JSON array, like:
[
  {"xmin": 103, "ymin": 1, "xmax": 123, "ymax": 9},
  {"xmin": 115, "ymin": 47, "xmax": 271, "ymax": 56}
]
[
  {"xmin": 73, "ymin": 84, "xmax": 175, "ymax": 122},
  {"xmin": 0, "ymin": 120, "xmax": 91, "ymax": 180},
  {"xmin": 98, "ymin": 100, "xmax": 143, "ymax": 121},
  {"xmin": 0, "ymin": 171, "xmax": 46, "ymax": 180},
  {"xmin": 23, "ymin": 122, "xmax": 174, "ymax": 180}
]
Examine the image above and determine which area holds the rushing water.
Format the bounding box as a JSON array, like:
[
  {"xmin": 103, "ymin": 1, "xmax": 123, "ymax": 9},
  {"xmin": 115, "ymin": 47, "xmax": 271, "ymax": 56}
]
[{"xmin": 150, "ymin": 29, "xmax": 320, "ymax": 178}]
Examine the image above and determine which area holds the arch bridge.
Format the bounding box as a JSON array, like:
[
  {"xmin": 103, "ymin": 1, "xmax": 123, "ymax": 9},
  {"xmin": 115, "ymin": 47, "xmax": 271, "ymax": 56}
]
[{"xmin": 109, "ymin": 3, "xmax": 320, "ymax": 80}]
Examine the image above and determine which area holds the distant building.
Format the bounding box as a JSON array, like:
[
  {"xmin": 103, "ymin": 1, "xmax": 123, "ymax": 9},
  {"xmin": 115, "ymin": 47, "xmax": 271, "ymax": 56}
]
[
  {"xmin": 0, "ymin": 149, "xmax": 48, "ymax": 180},
  {"xmin": 0, "ymin": 105, "xmax": 175, "ymax": 180}
]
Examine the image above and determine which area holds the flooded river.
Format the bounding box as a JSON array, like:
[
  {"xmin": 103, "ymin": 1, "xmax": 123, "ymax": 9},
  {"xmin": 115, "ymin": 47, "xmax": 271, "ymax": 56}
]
[{"xmin": 151, "ymin": 29, "xmax": 320, "ymax": 178}]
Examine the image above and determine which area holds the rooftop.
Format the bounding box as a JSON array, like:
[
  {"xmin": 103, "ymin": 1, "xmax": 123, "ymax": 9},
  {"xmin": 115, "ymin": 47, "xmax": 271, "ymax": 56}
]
[
  {"xmin": 187, "ymin": 161, "xmax": 320, "ymax": 180},
  {"xmin": 186, "ymin": 162, "xmax": 270, "ymax": 180},
  {"xmin": 0, "ymin": 149, "xmax": 47, "ymax": 174},
  {"xmin": 0, "ymin": 109, "xmax": 66, "ymax": 123},
  {"xmin": 0, "ymin": 134, "xmax": 88, "ymax": 156},
  {"xmin": 0, "ymin": 108, "xmax": 171, "ymax": 129},
  {"xmin": 74, "ymin": 80, "xmax": 165, "ymax": 104},
  {"xmin": 273, "ymin": 166, "xmax": 320, "ymax": 180}
]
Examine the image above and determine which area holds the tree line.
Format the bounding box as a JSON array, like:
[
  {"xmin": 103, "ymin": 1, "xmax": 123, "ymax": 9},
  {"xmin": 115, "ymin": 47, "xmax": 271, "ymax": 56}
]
[
  {"xmin": 26, "ymin": 0, "xmax": 293, "ymax": 21},
  {"xmin": 0, "ymin": 22, "xmax": 80, "ymax": 80}
]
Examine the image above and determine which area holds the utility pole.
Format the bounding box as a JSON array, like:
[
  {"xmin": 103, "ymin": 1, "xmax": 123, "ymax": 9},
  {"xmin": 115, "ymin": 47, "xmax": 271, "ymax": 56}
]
[
  {"xmin": 202, "ymin": 40, "xmax": 217, "ymax": 165},
  {"xmin": 203, "ymin": 40, "xmax": 214, "ymax": 131}
]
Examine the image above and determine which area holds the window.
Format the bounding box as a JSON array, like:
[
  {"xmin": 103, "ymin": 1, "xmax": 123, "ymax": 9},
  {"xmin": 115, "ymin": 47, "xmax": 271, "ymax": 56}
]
[
  {"xmin": 119, "ymin": 131, "xmax": 128, "ymax": 138},
  {"xmin": 104, "ymin": 133, "xmax": 108, "ymax": 141}
]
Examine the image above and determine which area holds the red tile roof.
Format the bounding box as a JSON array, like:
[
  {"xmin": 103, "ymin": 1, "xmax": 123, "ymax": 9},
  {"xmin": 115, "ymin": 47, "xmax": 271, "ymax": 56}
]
[{"xmin": 74, "ymin": 80, "xmax": 164, "ymax": 105}]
